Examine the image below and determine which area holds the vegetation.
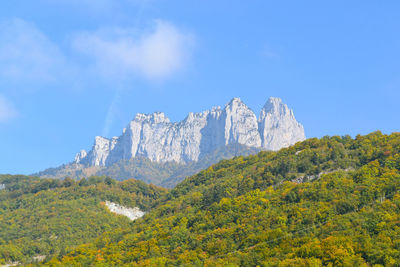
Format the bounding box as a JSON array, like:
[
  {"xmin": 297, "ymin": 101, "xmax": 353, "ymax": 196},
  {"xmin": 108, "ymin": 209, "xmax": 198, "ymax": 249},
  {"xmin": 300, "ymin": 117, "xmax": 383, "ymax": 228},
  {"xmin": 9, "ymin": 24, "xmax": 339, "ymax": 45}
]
[
  {"xmin": 0, "ymin": 175, "xmax": 167, "ymax": 264},
  {"xmin": 2, "ymin": 131, "xmax": 400, "ymax": 266},
  {"xmin": 44, "ymin": 131, "xmax": 400, "ymax": 266},
  {"xmin": 35, "ymin": 143, "xmax": 260, "ymax": 187}
]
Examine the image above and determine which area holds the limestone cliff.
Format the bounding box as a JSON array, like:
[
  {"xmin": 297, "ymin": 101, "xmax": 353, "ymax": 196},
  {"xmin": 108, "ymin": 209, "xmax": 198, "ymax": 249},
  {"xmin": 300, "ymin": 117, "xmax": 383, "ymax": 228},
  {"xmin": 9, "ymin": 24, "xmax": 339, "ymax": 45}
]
[{"xmin": 75, "ymin": 97, "xmax": 305, "ymax": 166}]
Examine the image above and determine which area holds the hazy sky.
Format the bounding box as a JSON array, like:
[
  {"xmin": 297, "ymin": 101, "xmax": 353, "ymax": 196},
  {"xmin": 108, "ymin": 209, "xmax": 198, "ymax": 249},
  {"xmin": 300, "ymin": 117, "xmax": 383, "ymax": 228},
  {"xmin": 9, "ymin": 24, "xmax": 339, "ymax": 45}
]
[{"xmin": 1, "ymin": 0, "xmax": 399, "ymax": 174}]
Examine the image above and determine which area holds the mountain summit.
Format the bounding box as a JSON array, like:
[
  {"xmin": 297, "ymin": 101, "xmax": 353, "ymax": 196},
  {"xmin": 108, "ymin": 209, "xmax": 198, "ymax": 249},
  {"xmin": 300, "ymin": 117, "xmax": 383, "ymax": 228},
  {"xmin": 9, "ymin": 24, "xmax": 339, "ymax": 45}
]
[{"xmin": 75, "ymin": 97, "xmax": 305, "ymax": 167}]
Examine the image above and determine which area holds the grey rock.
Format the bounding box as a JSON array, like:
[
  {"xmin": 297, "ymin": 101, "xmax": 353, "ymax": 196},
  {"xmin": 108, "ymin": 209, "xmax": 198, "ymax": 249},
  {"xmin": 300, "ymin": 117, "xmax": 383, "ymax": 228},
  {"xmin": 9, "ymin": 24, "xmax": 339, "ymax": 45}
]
[
  {"xmin": 75, "ymin": 97, "xmax": 305, "ymax": 166},
  {"xmin": 105, "ymin": 201, "xmax": 145, "ymax": 221},
  {"xmin": 258, "ymin": 97, "xmax": 306, "ymax": 150},
  {"xmin": 74, "ymin": 149, "xmax": 87, "ymax": 164}
]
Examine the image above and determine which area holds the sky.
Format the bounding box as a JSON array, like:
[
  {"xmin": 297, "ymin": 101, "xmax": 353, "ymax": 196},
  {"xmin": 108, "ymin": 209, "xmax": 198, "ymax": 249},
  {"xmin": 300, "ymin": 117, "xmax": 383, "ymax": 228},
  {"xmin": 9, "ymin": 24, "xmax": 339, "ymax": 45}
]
[{"xmin": 1, "ymin": 0, "xmax": 399, "ymax": 174}]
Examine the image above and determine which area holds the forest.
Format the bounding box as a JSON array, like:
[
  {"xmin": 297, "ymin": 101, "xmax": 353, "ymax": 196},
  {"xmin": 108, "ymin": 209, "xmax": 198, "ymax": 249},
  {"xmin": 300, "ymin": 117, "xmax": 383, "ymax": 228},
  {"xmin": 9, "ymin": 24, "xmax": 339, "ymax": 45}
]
[
  {"xmin": 0, "ymin": 175, "xmax": 166, "ymax": 264},
  {"xmin": 1, "ymin": 131, "xmax": 400, "ymax": 266}
]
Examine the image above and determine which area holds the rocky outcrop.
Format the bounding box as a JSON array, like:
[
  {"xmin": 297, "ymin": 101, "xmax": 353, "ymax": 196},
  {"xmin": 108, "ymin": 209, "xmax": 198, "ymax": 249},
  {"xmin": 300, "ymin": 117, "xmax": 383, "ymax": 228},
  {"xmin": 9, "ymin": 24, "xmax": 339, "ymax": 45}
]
[
  {"xmin": 105, "ymin": 201, "xmax": 145, "ymax": 221},
  {"xmin": 258, "ymin": 97, "xmax": 306, "ymax": 150},
  {"xmin": 75, "ymin": 97, "xmax": 306, "ymax": 166}
]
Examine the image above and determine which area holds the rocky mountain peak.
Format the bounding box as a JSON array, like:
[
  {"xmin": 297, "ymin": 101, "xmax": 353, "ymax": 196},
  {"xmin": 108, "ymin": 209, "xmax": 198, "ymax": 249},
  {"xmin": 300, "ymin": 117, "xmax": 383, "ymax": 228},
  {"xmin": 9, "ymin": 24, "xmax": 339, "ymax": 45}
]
[
  {"xmin": 258, "ymin": 97, "xmax": 305, "ymax": 150},
  {"xmin": 223, "ymin": 97, "xmax": 261, "ymax": 147},
  {"xmin": 261, "ymin": 97, "xmax": 290, "ymax": 116},
  {"xmin": 134, "ymin": 112, "xmax": 170, "ymax": 124},
  {"xmin": 74, "ymin": 97, "xmax": 306, "ymax": 166},
  {"xmin": 226, "ymin": 97, "xmax": 243, "ymax": 105},
  {"xmin": 225, "ymin": 97, "xmax": 250, "ymax": 113},
  {"xmin": 74, "ymin": 149, "xmax": 87, "ymax": 164}
]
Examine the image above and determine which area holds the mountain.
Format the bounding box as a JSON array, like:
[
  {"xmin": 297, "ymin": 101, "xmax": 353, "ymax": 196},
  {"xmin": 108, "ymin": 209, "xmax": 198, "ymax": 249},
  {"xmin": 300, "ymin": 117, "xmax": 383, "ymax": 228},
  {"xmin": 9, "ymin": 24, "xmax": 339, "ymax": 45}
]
[
  {"xmin": 0, "ymin": 175, "xmax": 167, "ymax": 265},
  {"xmin": 46, "ymin": 131, "xmax": 400, "ymax": 266},
  {"xmin": 37, "ymin": 143, "xmax": 261, "ymax": 188},
  {"xmin": 36, "ymin": 97, "xmax": 305, "ymax": 186},
  {"xmin": 75, "ymin": 97, "xmax": 305, "ymax": 166}
]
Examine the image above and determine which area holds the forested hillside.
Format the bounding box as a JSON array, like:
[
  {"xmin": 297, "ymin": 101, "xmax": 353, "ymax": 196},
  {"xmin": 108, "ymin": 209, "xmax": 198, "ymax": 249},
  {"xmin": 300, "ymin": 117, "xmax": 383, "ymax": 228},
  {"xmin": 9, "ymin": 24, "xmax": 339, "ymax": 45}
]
[
  {"xmin": 0, "ymin": 175, "xmax": 167, "ymax": 265},
  {"xmin": 50, "ymin": 131, "xmax": 400, "ymax": 266},
  {"xmin": 36, "ymin": 143, "xmax": 261, "ymax": 188}
]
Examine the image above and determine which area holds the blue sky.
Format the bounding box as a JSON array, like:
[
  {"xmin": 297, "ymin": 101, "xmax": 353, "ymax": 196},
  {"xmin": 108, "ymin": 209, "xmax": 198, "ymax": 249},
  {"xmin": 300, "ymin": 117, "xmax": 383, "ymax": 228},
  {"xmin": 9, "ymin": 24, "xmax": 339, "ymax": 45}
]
[{"xmin": 1, "ymin": 0, "xmax": 399, "ymax": 174}]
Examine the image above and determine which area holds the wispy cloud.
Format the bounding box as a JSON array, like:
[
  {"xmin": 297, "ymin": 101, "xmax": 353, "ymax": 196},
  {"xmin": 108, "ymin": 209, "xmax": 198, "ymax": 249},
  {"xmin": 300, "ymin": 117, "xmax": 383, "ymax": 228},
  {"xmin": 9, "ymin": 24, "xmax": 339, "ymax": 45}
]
[
  {"xmin": 72, "ymin": 20, "xmax": 194, "ymax": 80},
  {"xmin": 0, "ymin": 95, "xmax": 17, "ymax": 123},
  {"xmin": 50, "ymin": 0, "xmax": 114, "ymax": 11},
  {"xmin": 102, "ymin": 92, "xmax": 122, "ymax": 137},
  {"xmin": 261, "ymin": 44, "xmax": 279, "ymax": 59},
  {"xmin": 46, "ymin": 0, "xmax": 152, "ymax": 10},
  {"xmin": 0, "ymin": 18, "xmax": 66, "ymax": 83},
  {"xmin": 0, "ymin": 18, "xmax": 194, "ymax": 85},
  {"xmin": 0, "ymin": 17, "xmax": 195, "ymax": 129}
]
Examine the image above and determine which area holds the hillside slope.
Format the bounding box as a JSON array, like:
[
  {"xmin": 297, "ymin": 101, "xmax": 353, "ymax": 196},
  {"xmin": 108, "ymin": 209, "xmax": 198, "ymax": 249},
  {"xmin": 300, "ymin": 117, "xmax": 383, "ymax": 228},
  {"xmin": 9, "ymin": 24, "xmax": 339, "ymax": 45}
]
[
  {"xmin": 36, "ymin": 97, "xmax": 305, "ymax": 187},
  {"xmin": 51, "ymin": 131, "xmax": 400, "ymax": 266},
  {"xmin": 0, "ymin": 175, "xmax": 167, "ymax": 265},
  {"xmin": 36, "ymin": 143, "xmax": 261, "ymax": 187}
]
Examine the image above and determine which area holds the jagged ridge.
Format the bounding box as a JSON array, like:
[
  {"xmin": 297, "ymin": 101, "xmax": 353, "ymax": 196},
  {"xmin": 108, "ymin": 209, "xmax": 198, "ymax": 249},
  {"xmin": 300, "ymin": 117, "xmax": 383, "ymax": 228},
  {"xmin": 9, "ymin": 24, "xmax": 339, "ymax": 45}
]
[{"xmin": 75, "ymin": 97, "xmax": 305, "ymax": 167}]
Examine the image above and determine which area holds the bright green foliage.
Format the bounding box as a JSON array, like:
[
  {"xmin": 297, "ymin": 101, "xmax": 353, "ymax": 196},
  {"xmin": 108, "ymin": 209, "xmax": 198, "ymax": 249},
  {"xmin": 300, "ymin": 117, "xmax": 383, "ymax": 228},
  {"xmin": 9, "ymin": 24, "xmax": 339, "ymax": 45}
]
[
  {"xmin": 0, "ymin": 175, "xmax": 167, "ymax": 264},
  {"xmin": 51, "ymin": 131, "xmax": 400, "ymax": 266}
]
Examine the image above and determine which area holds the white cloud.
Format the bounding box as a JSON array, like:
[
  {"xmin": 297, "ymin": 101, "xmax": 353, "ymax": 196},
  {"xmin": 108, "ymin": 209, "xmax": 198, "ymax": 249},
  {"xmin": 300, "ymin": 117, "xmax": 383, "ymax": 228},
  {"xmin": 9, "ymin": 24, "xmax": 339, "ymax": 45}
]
[
  {"xmin": 0, "ymin": 95, "xmax": 17, "ymax": 123},
  {"xmin": 0, "ymin": 18, "xmax": 66, "ymax": 82},
  {"xmin": 72, "ymin": 20, "xmax": 194, "ymax": 80},
  {"xmin": 0, "ymin": 18, "xmax": 194, "ymax": 86}
]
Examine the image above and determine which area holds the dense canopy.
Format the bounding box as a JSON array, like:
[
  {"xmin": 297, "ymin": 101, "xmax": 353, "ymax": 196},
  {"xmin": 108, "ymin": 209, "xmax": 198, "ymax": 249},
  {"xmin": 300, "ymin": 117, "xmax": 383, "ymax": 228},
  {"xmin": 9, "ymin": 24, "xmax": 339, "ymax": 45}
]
[
  {"xmin": 0, "ymin": 175, "xmax": 166, "ymax": 264},
  {"xmin": 1, "ymin": 131, "xmax": 400, "ymax": 266},
  {"xmin": 51, "ymin": 131, "xmax": 400, "ymax": 266}
]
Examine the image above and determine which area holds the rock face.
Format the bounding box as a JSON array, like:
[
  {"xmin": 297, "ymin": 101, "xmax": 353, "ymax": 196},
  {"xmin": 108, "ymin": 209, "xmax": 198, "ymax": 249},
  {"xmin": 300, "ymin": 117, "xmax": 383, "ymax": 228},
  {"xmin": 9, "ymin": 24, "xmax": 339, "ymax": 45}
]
[
  {"xmin": 76, "ymin": 97, "xmax": 306, "ymax": 167},
  {"xmin": 105, "ymin": 201, "xmax": 145, "ymax": 221},
  {"xmin": 258, "ymin": 97, "xmax": 306, "ymax": 150}
]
